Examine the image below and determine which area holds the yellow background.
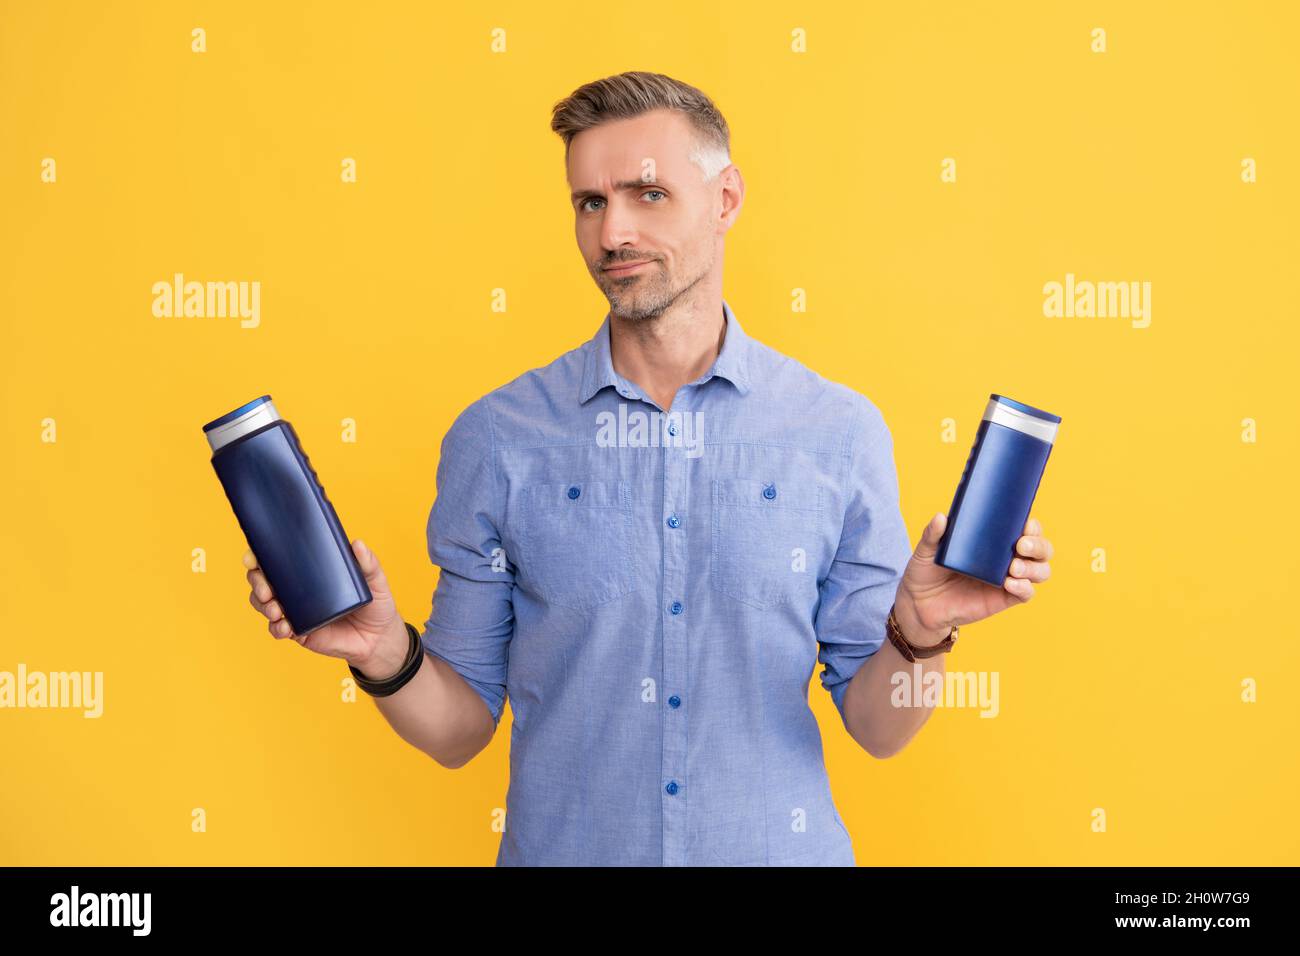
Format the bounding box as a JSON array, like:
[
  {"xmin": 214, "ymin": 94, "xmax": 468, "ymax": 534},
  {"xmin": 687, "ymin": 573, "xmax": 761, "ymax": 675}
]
[{"xmin": 2, "ymin": 1, "xmax": 1296, "ymax": 865}]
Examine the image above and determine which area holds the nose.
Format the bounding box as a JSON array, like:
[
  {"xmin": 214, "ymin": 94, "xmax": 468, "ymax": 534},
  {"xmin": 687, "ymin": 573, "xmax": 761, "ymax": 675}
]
[{"xmin": 599, "ymin": 195, "xmax": 639, "ymax": 252}]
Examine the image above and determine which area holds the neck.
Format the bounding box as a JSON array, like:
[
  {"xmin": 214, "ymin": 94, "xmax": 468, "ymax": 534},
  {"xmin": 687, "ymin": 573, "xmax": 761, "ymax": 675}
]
[{"xmin": 608, "ymin": 294, "xmax": 726, "ymax": 413}]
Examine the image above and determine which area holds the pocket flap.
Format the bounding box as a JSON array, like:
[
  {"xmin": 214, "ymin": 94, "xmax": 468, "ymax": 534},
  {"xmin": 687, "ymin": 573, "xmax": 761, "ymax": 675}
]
[
  {"xmin": 712, "ymin": 477, "xmax": 821, "ymax": 513},
  {"xmin": 526, "ymin": 479, "xmax": 628, "ymax": 509}
]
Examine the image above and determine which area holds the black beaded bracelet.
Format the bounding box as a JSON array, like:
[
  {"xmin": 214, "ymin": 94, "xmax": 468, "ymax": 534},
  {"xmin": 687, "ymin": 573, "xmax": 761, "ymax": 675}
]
[{"xmin": 348, "ymin": 622, "xmax": 424, "ymax": 697}]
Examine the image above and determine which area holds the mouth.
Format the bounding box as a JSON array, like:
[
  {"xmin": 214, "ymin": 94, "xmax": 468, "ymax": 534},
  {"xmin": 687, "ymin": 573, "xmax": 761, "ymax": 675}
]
[{"xmin": 603, "ymin": 259, "xmax": 654, "ymax": 275}]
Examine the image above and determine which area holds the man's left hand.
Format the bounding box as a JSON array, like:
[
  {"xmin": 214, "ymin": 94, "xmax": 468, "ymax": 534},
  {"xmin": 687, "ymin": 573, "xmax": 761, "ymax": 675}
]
[{"xmin": 892, "ymin": 512, "xmax": 1053, "ymax": 644}]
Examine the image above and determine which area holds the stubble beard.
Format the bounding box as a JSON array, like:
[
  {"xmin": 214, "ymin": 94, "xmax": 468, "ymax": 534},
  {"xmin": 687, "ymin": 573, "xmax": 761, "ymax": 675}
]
[{"xmin": 600, "ymin": 250, "xmax": 713, "ymax": 323}]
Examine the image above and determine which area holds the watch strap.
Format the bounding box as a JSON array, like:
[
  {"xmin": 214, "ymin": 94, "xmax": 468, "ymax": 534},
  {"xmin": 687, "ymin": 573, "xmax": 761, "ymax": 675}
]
[
  {"xmin": 348, "ymin": 622, "xmax": 424, "ymax": 697},
  {"xmin": 886, "ymin": 604, "xmax": 957, "ymax": 662}
]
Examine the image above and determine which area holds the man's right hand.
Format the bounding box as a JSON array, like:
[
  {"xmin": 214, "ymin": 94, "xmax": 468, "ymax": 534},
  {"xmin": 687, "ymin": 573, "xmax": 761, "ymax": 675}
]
[{"xmin": 244, "ymin": 539, "xmax": 412, "ymax": 681}]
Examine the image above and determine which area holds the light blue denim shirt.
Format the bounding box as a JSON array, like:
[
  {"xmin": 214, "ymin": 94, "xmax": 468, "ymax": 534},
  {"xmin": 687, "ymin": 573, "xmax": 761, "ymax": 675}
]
[{"xmin": 419, "ymin": 298, "xmax": 914, "ymax": 866}]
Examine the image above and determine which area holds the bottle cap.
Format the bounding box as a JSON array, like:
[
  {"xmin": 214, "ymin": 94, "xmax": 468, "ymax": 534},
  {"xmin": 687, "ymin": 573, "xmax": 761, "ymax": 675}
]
[
  {"xmin": 984, "ymin": 394, "xmax": 1060, "ymax": 444},
  {"xmin": 202, "ymin": 395, "xmax": 281, "ymax": 452}
]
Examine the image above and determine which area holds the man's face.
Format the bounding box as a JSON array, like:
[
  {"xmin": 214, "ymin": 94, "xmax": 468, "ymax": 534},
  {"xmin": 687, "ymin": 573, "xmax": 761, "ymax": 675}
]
[{"xmin": 567, "ymin": 108, "xmax": 733, "ymax": 321}]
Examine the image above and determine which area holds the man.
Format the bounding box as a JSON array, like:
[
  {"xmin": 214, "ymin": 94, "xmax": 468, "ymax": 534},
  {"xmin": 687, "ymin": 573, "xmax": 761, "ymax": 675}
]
[{"xmin": 244, "ymin": 71, "xmax": 1053, "ymax": 865}]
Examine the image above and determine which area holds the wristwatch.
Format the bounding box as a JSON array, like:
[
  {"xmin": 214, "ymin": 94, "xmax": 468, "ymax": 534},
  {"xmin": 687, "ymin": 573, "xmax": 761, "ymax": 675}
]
[{"xmin": 886, "ymin": 603, "xmax": 958, "ymax": 662}]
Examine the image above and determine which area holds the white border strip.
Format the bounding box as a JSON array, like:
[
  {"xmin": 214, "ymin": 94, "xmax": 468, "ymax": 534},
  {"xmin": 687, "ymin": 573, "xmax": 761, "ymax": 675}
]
[
  {"xmin": 205, "ymin": 401, "xmax": 281, "ymax": 453},
  {"xmin": 983, "ymin": 398, "xmax": 1058, "ymax": 444}
]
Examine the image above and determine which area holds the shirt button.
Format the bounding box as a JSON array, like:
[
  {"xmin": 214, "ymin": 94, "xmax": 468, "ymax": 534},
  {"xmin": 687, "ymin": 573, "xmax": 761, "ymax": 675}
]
[
  {"xmin": 668, "ymin": 695, "xmax": 681, "ymax": 708},
  {"xmin": 666, "ymin": 513, "xmax": 680, "ymax": 528},
  {"xmin": 567, "ymin": 485, "xmax": 581, "ymax": 500},
  {"xmin": 763, "ymin": 483, "xmax": 777, "ymax": 500},
  {"xmin": 670, "ymin": 601, "xmax": 683, "ymax": 615},
  {"xmin": 665, "ymin": 781, "xmax": 679, "ymax": 795},
  {"xmin": 667, "ymin": 422, "xmax": 678, "ymax": 435}
]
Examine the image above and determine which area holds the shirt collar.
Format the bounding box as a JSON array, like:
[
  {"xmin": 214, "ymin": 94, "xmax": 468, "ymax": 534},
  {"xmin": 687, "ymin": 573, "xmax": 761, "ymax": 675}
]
[{"xmin": 578, "ymin": 298, "xmax": 754, "ymax": 405}]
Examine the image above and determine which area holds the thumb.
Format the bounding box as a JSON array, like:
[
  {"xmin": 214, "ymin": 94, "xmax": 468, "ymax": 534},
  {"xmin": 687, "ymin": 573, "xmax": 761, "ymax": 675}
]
[
  {"xmin": 351, "ymin": 538, "xmax": 389, "ymax": 591},
  {"xmin": 912, "ymin": 511, "xmax": 947, "ymax": 561}
]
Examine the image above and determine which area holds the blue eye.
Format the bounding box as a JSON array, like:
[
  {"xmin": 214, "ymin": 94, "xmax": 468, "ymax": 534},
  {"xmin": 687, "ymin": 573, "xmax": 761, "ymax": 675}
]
[{"xmin": 579, "ymin": 190, "xmax": 665, "ymax": 213}]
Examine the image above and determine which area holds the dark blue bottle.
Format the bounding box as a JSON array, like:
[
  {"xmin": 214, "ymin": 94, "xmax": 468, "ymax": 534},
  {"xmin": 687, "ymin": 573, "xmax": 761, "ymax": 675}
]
[
  {"xmin": 935, "ymin": 394, "xmax": 1061, "ymax": 587},
  {"xmin": 203, "ymin": 395, "xmax": 372, "ymax": 634}
]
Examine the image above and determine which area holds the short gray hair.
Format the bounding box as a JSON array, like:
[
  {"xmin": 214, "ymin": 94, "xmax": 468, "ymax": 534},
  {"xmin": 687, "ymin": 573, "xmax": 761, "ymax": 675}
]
[{"xmin": 550, "ymin": 71, "xmax": 732, "ymax": 182}]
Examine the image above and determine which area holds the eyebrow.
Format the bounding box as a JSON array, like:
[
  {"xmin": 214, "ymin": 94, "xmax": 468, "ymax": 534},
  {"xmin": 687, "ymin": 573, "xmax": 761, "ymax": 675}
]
[{"xmin": 571, "ymin": 179, "xmax": 671, "ymax": 205}]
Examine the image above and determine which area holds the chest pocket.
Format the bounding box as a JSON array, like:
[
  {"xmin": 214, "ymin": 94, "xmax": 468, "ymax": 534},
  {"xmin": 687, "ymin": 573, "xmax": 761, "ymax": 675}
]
[
  {"xmin": 711, "ymin": 477, "xmax": 824, "ymax": 610},
  {"xmin": 518, "ymin": 479, "xmax": 639, "ymax": 612}
]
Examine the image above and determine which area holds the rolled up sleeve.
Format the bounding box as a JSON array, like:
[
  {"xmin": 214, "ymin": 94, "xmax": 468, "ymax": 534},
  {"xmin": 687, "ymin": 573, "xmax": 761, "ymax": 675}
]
[
  {"xmin": 814, "ymin": 398, "xmax": 914, "ymax": 728},
  {"xmin": 420, "ymin": 397, "xmax": 515, "ymax": 727}
]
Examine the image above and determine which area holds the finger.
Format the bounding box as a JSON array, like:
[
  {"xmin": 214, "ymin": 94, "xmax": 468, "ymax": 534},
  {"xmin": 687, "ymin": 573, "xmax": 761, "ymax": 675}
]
[
  {"xmin": 246, "ymin": 567, "xmax": 273, "ymax": 603},
  {"xmin": 1004, "ymin": 576, "xmax": 1034, "ymax": 601},
  {"xmin": 1015, "ymin": 535, "xmax": 1054, "ymax": 561},
  {"xmin": 1008, "ymin": 557, "xmax": 1051, "ymax": 583},
  {"xmin": 1024, "ymin": 516, "xmax": 1041, "ymax": 536},
  {"xmin": 249, "ymin": 589, "xmax": 269, "ymax": 618},
  {"xmin": 242, "ymin": 548, "xmax": 259, "ymax": 570},
  {"xmin": 246, "ymin": 588, "xmax": 284, "ymax": 621},
  {"xmin": 911, "ymin": 513, "xmax": 947, "ymax": 561},
  {"xmin": 268, "ymin": 617, "xmax": 294, "ymax": 640},
  {"xmin": 352, "ymin": 539, "xmax": 391, "ymax": 592}
]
